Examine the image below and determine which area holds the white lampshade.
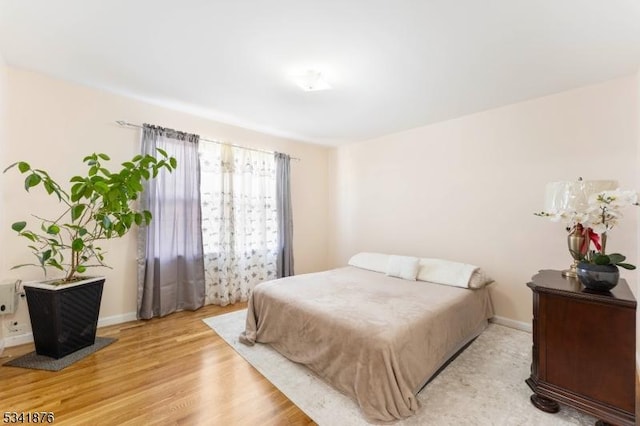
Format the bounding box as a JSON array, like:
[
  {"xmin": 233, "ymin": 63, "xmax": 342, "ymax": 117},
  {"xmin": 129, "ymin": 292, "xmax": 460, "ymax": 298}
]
[{"xmin": 544, "ymin": 179, "xmax": 618, "ymax": 212}]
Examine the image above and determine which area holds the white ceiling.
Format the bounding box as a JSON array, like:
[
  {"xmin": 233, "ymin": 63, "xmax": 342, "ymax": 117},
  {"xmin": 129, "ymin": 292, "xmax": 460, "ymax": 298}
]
[{"xmin": 1, "ymin": 1, "xmax": 639, "ymax": 146}]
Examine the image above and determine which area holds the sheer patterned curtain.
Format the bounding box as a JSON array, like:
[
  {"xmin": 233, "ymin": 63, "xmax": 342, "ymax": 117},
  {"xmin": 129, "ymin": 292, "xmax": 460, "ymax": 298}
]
[
  {"xmin": 199, "ymin": 142, "xmax": 278, "ymax": 306},
  {"xmin": 137, "ymin": 124, "xmax": 205, "ymax": 319}
]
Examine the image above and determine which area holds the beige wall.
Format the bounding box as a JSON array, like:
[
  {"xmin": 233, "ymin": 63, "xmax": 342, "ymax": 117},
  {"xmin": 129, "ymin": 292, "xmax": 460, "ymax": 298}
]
[
  {"xmin": 1, "ymin": 67, "xmax": 330, "ymax": 332},
  {"xmin": 636, "ymin": 68, "xmax": 640, "ymax": 369},
  {"xmin": 0, "ymin": 57, "xmax": 6, "ymax": 349},
  {"xmin": 0, "ymin": 57, "xmax": 6, "ymax": 260},
  {"xmin": 328, "ymin": 75, "xmax": 639, "ymax": 325}
]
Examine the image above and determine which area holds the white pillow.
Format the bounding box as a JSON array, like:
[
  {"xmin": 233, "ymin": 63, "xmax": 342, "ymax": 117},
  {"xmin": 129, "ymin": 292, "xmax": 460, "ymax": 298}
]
[
  {"xmin": 417, "ymin": 258, "xmax": 493, "ymax": 289},
  {"xmin": 386, "ymin": 255, "xmax": 420, "ymax": 280},
  {"xmin": 348, "ymin": 252, "xmax": 390, "ymax": 273}
]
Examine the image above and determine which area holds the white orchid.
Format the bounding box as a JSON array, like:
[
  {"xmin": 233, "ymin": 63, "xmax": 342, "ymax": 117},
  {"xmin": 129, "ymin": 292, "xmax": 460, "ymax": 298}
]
[
  {"xmin": 535, "ymin": 209, "xmax": 589, "ymax": 230},
  {"xmin": 536, "ymin": 187, "xmax": 638, "ymax": 263},
  {"xmin": 583, "ymin": 189, "xmax": 639, "ymax": 234}
]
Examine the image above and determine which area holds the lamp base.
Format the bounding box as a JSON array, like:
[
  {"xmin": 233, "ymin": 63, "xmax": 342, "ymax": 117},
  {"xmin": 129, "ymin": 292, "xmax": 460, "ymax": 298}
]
[{"xmin": 564, "ymin": 225, "xmax": 585, "ymax": 280}]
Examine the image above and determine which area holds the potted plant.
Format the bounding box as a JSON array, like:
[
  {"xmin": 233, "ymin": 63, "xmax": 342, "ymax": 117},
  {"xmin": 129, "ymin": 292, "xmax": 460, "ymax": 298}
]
[
  {"xmin": 4, "ymin": 151, "xmax": 176, "ymax": 358},
  {"xmin": 536, "ymin": 188, "xmax": 637, "ymax": 291},
  {"xmin": 574, "ymin": 190, "xmax": 637, "ymax": 291},
  {"xmin": 576, "ymin": 252, "xmax": 634, "ymax": 292}
]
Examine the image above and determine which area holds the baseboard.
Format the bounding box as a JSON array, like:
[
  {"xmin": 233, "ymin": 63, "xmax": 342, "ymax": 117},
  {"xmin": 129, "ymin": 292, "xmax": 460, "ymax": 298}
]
[
  {"xmin": 2, "ymin": 311, "xmax": 137, "ymax": 348},
  {"xmin": 3, "ymin": 332, "xmax": 33, "ymax": 348},
  {"xmin": 97, "ymin": 312, "xmax": 138, "ymax": 328},
  {"xmin": 490, "ymin": 315, "xmax": 532, "ymax": 333}
]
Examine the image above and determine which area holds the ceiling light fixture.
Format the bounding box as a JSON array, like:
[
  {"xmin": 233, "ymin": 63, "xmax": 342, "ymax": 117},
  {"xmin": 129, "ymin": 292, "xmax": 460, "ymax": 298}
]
[{"xmin": 293, "ymin": 70, "xmax": 332, "ymax": 92}]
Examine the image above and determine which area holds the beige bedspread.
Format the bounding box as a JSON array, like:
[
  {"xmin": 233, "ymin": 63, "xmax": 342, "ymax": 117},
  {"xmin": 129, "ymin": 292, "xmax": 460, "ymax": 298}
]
[{"xmin": 240, "ymin": 266, "xmax": 494, "ymax": 422}]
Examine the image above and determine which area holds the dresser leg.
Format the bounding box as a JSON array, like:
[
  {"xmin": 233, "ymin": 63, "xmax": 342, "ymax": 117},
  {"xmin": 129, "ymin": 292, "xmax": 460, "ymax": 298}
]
[{"xmin": 529, "ymin": 393, "xmax": 559, "ymax": 413}]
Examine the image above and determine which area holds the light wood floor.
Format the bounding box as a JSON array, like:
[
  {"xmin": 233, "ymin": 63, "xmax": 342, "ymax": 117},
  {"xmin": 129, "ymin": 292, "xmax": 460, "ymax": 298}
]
[{"xmin": 0, "ymin": 303, "xmax": 315, "ymax": 426}]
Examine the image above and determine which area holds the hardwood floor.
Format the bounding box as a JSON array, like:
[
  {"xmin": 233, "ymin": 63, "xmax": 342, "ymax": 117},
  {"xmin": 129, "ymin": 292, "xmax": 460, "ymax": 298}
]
[{"xmin": 0, "ymin": 304, "xmax": 315, "ymax": 426}]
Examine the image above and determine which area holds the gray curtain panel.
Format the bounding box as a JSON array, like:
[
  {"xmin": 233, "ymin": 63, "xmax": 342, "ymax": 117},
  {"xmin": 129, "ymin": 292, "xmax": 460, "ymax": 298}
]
[
  {"xmin": 275, "ymin": 152, "xmax": 294, "ymax": 277},
  {"xmin": 137, "ymin": 124, "xmax": 205, "ymax": 319}
]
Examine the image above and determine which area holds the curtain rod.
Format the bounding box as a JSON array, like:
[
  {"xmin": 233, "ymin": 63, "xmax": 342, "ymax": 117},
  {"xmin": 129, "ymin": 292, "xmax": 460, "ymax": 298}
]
[{"xmin": 115, "ymin": 120, "xmax": 300, "ymax": 161}]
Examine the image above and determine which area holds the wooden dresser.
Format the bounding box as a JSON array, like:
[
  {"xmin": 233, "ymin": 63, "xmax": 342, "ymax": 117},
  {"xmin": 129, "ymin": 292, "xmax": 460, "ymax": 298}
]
[{"xmin": 526, "ymin": 270, "xmax": 636, "ymax": 426}]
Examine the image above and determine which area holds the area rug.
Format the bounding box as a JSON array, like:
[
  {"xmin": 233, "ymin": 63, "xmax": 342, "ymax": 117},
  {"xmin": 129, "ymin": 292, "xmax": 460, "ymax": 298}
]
[
  {"xmin": 2, "ymin": 337, "xmax": 117, "ymax": 372},
  {"xmin": 204, "ymin": 310, "xmax": 596, "ymax": 425}
]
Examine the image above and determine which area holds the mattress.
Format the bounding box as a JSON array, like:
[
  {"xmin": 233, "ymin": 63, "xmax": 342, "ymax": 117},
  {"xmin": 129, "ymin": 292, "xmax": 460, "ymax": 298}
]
[{"xmin": 240, "ymin": 266, "xmax": 494, "ymax": 421}]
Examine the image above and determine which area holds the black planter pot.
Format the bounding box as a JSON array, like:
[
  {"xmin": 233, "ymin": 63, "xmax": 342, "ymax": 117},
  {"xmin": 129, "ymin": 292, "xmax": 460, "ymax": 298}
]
[
  {"xmin": 576, "ymin": 262, "xmax": 619, "ymax": 292},
  {"xmin": 24, "ymin": 277, "xmax": 105, "ymax": 359}
]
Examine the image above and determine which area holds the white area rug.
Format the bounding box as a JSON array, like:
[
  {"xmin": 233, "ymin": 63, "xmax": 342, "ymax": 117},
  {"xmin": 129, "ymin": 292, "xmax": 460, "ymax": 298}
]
[{"xmin": 203, "ymin": 310, "xmax": 596, "ymax": 425}]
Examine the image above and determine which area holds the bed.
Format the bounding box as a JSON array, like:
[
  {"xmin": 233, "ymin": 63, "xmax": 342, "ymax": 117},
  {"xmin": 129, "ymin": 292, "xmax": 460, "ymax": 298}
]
[{"xmin": 240, "ymin": 253, "xmax": 494, "ymax": 422}]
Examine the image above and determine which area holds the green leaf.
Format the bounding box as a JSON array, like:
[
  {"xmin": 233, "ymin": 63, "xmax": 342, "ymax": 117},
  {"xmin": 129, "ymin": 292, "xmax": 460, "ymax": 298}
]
[
  {"xmin": 88, "ymin": 165, "xmax": 98, "ymax": 176},
  {"xmin": 99, "ymin": 168, "xmax": 112, "ymax": 177},
  {"xmin": 98, "ymin": 153, "xmax": 111, "ymax": 161},
  {"xmin": 78, "ymin": 227, "xmax": 88, "ymax": 236},
  {"xmin": 47, "ymin": 259, "xmax": 64, "ymax": 270},
  {"xmin": 71, "ymin": 204, "xmax": 86, "ymax": 221},
  {"xmin": 617, "ymin": 263, "xmax": 636, "ymax": 270},
  {"xmin": 10, "ymin": 263, "xmax": 38, "ymax": 270},
  {"xmin": 102, "ymin": 215, "xmax": 113, "ymax": 229},
  {"xmin": 18, "ymin": 162, "xmax": 31, "ymax": 173},
  {"xmin": 122, "ymin": 161, "xmax": 135, "ymax": 169},
  {"xmin": 132, "ymin": 154, "xmax": 143, "ymax": 162},
  {"xmin": 94, "ymin": 181, "xmax": 109, "ymax": 193},
  {"xmin": 11, "ymin": 221, "xmax": 27, "ymax": 232},
  {"xmin": 24, "ymin": 173, "xmax": 42, "ymax": 190},
  {"xmin": 130, "ymin": 179, "xmax": 143, "ymax": 192},
  {"xmin": 71, "ymin": 238, "xmax": 84, "ymax": 251},
  {"xmin": 607, "ymin": 253, "xmax": 625, "ymax": 264},
  {"xmin": 71, "ymin": 183, "xmax": 85, "ymax": 202},
  {"xmin": 143, "ymin": 210, "xmax": 152, "ymax": 224},
  {"xmin": 43, "ymin": 180, "xmax": 55, "ymax": 195},
  {"xmin": 42, "ymin": 250, "xmax": 52, "ymax": 262},
  {"xmin": 76, "ymin": 265, "xmax": 87, "ymax": 273},
  {"xmin": 70, "ymin": 176, "xmax": 85, "ymax": 183},
  {"xmin": 593, "ymin": 254, "xmax": 610, "ymax": 265},
  {"xmin": 156, "ymin": 148, "xmax": 168, "ymax": 157},
  {"xmin": 115, "ymin": 222, "xmax": 126, "ymax": 236},
  {"xmin": 134, "ymin": 213, "xmax": 143, "ymax": 226},
  {"xmin": 169, "ymin": 157, "xmax": 177, "ymax": 169},
  {"xmin": 20, "ymin": 231, "xmax": 37, "ymax": 242},
  {"xmin": 122, "ymin": 213, "xmax": 133, "ymax": 228},
  {"xmin": 46, "ymin": 224, "xmax": 60, "ymax": 235},
  {"xmin": 3, "ymin": 162, "xmax": 18, "ymax": 173}
]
